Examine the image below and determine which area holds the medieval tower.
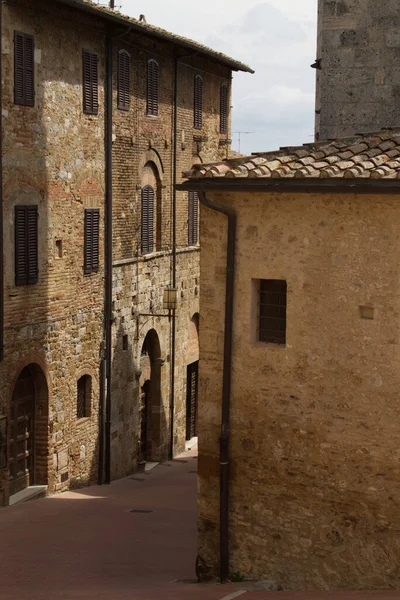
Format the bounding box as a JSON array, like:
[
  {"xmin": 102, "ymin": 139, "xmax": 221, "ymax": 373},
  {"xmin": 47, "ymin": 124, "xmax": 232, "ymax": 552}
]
[{"xmin": 315, "ymin": 0, "xmax": 400, "ymax": 141}]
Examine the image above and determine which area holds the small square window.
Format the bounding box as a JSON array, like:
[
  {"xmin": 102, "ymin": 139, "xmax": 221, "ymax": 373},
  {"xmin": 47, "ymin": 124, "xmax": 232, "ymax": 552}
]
[{"xmin": 257, "ymin": 279, "xmax": 287, "ymax": 345}]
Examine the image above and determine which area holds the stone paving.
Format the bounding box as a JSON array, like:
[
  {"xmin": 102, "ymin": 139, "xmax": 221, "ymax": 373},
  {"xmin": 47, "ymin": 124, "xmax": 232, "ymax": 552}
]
[{"xmin": 0, "ymin": 447, "xmax": 399, "ymax": 600}]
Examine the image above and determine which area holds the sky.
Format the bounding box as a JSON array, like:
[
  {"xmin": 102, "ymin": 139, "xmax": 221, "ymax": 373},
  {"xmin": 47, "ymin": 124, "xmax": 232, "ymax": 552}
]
[{"xmin": 117, "ymin": 0, "xmax": 318, "ymax": 156}]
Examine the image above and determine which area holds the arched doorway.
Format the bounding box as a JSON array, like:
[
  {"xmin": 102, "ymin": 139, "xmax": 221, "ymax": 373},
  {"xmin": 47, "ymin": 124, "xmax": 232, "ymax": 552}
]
[
  {"xmin": 10, "ymin": 364, "xmax": 49, "ymax": 496},
  {"xmin": 139, "ymin": 329, "xmax": 166, "ymax": 462},
  {"xmin": 186, "ymin": 314, "xmax": 199, "ymax": 441}
]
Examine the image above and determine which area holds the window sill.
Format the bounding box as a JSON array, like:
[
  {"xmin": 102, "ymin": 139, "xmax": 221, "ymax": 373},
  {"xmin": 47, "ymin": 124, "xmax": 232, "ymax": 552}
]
[
  {"xmin": 252, "ymin": 341, "xmax": 286, "ymax": 349},
  {"xmin": 76, "ymin": 417, "xmax": 91, "ymax": 424}
]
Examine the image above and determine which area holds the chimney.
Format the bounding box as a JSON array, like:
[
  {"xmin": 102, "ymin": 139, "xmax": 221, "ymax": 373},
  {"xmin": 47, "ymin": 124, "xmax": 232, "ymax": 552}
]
[{"xmin": 109, "ymin": 0, "xmax": 115, "ymax": 8}]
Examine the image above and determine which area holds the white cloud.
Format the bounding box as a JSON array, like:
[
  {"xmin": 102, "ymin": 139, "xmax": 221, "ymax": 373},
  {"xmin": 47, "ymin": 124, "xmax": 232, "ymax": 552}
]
[{"xmin": 119, "ymin": 0, "xmax": 318, "ymax": 155}]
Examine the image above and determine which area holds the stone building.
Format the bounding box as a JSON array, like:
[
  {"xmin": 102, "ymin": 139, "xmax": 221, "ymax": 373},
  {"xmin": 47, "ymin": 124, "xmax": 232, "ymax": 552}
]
[
  {"xmin": 180, "ymin": 131, "xmax": 400, "ymax": 589},
  {"xmin": 316, "ymin": 0, "xmax": 400, "ymax": 140},
  {"xmin": 0, "ymin": 0, "xmax": 252, "ymax": 505}
]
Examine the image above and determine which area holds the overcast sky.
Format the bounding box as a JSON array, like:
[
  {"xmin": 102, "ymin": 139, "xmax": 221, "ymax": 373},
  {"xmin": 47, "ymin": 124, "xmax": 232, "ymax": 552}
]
[{"xmin": 118, "ymin": 0, "xmax": 318, "ymax": 155}]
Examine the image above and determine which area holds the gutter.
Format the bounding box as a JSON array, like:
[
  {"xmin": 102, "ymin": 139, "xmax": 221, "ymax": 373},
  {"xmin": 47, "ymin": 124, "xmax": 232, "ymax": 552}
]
[
  {"xmin": 0, "ymin": 1, "xmax": 3, "ymax": 362},
  {"xmin": 198, "ymin": 191, "xmax": 236, "ymax": 583}
]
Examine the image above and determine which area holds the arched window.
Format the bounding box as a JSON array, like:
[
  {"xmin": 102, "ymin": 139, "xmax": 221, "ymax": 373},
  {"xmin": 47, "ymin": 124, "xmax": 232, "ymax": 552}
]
[
  {"xmin": 147, "ymin": 59, "xmax": 159, "ymax": 116},
  {"xmin": 194, "ymin": 74, "xmax": 203, "ymax": 130},
  {"xmin": 77, "ymin": 375, "xmax": 92, "ymax": 419},
  {"xmin": 117, "ymin": 49, "xmax": 131, "ymax": 111},
  {"xmin": 220, "ymin": 83, "xmax": 228, "ymax": 134},
  {"xmin": 141, "ymin": 185, "xmax": 154, "ymax": 254},
  {"xmin": 188, "ymin": 191, "xmax": 199, "ymax": 246}
]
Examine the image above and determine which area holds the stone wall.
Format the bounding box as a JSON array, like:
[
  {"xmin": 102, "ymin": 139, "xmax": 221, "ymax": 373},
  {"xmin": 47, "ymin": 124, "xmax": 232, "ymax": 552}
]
[
  {"xmin": 198, "ymin": 189, "xmax": 400, "ymax": 589},
  {"xmin": 316, "ymin": 0, "xmax": 400, "ymax": 140},
  {"xmin": 0, "ymin": 0, "xmax": 106, "ymax": 503}
]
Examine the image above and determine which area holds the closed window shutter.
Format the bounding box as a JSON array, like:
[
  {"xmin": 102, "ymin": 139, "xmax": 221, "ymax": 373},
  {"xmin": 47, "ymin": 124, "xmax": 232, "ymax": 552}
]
[
  {"xmin": 147, "ymin": 60, "xmax": 159, "ymax": 116},
  {"xmin": 194, "ymin": 75, "xmax": 203, "ymax": 130},
  {"xmin": 118, "ymin": 50, "xmax": 131, "ymax": 110},
  {"xmin": 141, "ymin": 185, "xmax": 154, "ymax": 254},
  {"xmin": 14, "ymin": 31, "xmax": 34, "ymax": 106},
  {"xmin": 26, "ymin": 206, "xmax": 38, "ymax": 284},
  {"xmin": 84, "ymin": 208, "xmax": 100, "ymax": 273},
  {"xmin": 188, "ymin": 191, "xmax": 199, "ymax": 245},
  {"xmin": 15, "ymin": 205, "xmax": 38, "ymax": 286},
  {"xmin": 220, "ymin": 83, "xmax": 228, "ymax": 134},
  {"xmin": 83, "ymin": 50, "xmax": 99, "ymax": 115}
]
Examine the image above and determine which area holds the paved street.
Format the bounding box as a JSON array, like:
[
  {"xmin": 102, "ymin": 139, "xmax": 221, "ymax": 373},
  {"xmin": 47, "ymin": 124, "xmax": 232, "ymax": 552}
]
[{"xmin": 0, "ymin": 447, "xmax": 400, "ymax": 600}]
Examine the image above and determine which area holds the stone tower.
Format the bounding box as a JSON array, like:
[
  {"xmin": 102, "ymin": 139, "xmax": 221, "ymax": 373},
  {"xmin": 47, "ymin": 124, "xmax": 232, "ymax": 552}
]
[{"xmin": 315, "ymin": 0, "xmax": 400, "ymax": 141}]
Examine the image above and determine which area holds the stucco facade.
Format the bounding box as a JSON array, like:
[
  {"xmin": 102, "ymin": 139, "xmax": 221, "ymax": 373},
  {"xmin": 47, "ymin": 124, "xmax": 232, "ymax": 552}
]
[
  {"xmin": 316, "ymin": 0, "xmax": 400, "ymax": 140},
  {"xmin": 0, "ymin": 0, "xmax": 247, "ymax": 505},
  {"xmin": 186, "ymin": 133, "xmax": 400, "ymax": 589}
]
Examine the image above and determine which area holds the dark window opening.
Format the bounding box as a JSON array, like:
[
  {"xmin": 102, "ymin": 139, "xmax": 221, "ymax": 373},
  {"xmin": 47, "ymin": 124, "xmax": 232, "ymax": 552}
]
[
  {"xmin": 220, "ymin": 83, "xmax": 228, "ymax": 134},
  {"xmin": 83, "ymin": 49, "xmax": 99, "ymax": 115},
  {"xmin": 188, "ymin": 191, "xmax": 199, "ymax": 246},
  {"xmin": 84, "ymin": 208, "xmax": 100, "ymax": 274},
  {"xmin": 77, "ymin": 375, "xmax": 91, "ymax": 419},
  {"xmin": 117, "ymin": 49, "xmax": 131, "ymax": 111},
  {"xmin": 141, "ymin": 185, "xmax": 154, "ymax": 255},
  {"xmin": 14, "ymin": 31, "xmax": 34, "ymax": 107},
  {"xmin": 194, "ymin": 74, "xmax": 203, "ymax": 130},
  {"xmin": 147, "ymin": 59, "xmax": 159, "ymax": 116},
  {"xmin": 15, "ymin": 205, "xmax": 38, "ymax": 286},
  {"xmin": 258, "ymin": 279, "xmax": 287, "ymax": 345},
  {"xmin": 123, "ymin": 335, "xmax": 128, "ymax": 350}
]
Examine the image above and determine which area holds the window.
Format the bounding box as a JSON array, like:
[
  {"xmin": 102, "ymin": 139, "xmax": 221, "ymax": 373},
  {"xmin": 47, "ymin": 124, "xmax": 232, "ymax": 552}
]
[
  {"xmin": 117, "ymin": 49, "xmax": 131, "ymax": 111},
  {"xmin": 84, "ymin": 209, "xmax": 100, "ymax": 274},
  {"xmin": 220, "ymin": 83, "xmax": 228, "ymax": 134},
  {"xmin": 15, "ymin": 205, "xmax": 38, "ymax": 286},
  {"xmin": 82, "ymin": 49, "xmax": 99, "ymax": 115},
  {"xmin": 14, "ymin": 31, "xmax": 34, "ymax": 106},
  {"xmin": 188, "ymin": 191, "xmax": 199, "ymax": 246},
  {"xmin": 77, "ymin": 375, "xmax": 91, "ymax": 419},
  {"xmin": 147, "ymin": 59, "xmax": 159, "ymax": 116},
  {"xmin": 141, "ymin": 185, "xmax": 154, "ymax": 254},
  {"xmin": 258, "ymin": 280, "xmax": 287, "ymax": 345},
  {"xmin": 194, "ymin": 75, "xmax": 203, "ymax": 130}
]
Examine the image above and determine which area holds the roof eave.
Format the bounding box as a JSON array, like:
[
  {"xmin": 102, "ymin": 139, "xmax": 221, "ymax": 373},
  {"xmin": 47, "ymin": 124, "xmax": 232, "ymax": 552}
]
[
  {"xmin": 176, "ymin": 178, "xmax": 400, "ymax": 194},
  {"xmin": 53, "ymin": 0, "xmax": 254, "ymax": 73}
]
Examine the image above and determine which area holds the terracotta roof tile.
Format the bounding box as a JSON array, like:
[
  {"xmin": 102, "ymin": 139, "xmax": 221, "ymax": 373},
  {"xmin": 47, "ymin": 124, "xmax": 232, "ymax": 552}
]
[{"xmin": 187, "ymin": 130, "xmax": 400, "ymax": 181}]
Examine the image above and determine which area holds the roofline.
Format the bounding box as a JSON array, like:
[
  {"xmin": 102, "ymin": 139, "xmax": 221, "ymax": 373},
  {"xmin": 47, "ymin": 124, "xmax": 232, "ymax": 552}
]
[
  {"xmin": 53, "ymin": 0, "xmax": 254, "ymax": 73},
  {"xmin": 176, "ymin": 178, "xmax": 400, "ymax": 194}
]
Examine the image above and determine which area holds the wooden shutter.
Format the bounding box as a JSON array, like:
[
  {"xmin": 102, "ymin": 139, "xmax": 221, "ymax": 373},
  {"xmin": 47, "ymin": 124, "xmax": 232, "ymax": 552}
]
[
  {"xmin": 118, "ymin": 50, "xmax": 131, "ymax": 111},
  {"xmin": 220, "ymin": 83, "xmax": 228, "ymax": 134},
  {"xmin": 141, "ymin": 186, "xmax": 154, "ymax": 254},
  {"xmin": 15, "ymin": 205, "xmax": 38, "ymax": 286},
  {"xmin": 188, "ymin": 191, "xmax": 199, "ymax": 246},
  {"xmin": 84, "ymin": 209, "xmax": 100, "ymax": 274},
  {"xmin": 83, "ymin": 50, "xmax": 99, "ymax": 115},
  {"xmin": 147, "ymin": 59, "xmax": 159, "ymax": 116},
  {"xmin": 14, "ymin": 31, "xmax": 34, "ymax": 107},
  {"xmin": 194, "ymin": 75, "xmax": 203, "ymax": 130}
]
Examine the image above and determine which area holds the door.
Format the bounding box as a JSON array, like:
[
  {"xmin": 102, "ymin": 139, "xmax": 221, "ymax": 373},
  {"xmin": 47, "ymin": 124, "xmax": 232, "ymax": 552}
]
[
  {"xmin": 9, "ymin": 367, "xmax": 35, "ymax": 496},
  {"xmin": 186, "ymin": 361, "xmax": 199, "ymax": 440}
]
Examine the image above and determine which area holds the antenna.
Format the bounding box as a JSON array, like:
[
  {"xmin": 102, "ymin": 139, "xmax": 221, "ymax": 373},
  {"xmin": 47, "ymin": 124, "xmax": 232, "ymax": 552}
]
[{"xmin": 232, "ymin": 131, "xmax": 254, "ymax": 154}]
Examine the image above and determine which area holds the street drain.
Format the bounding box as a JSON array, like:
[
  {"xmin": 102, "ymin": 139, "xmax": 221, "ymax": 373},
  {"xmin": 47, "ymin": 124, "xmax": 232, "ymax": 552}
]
[{"xmin": 129, "ymin": 509, "xmax": 154, "ymax": 514}]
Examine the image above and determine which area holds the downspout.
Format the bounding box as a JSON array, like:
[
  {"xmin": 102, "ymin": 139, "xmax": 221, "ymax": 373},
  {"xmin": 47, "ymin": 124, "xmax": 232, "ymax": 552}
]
[
  {"xmin": 198, "ymin": 190, "xmax": 236, "ymax": 583},
  {"xmin": 169, "ymin": 56, "xmax": 178, "ymax": 459},
  {"xmin": 103, "ymin": 30, "xmax": 113, "ymax": 484},
  {"xmin": 0, "ymin": 0, "xmax": 3, "ymax": 363}
]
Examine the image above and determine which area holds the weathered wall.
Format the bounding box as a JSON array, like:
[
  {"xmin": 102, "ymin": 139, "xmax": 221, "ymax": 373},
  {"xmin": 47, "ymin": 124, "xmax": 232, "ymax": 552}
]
[
  {"xmin": 199, "ymin": 189, "xmax": 400, "ymax": 589},
  {"xmin": 316, "ymin": 0, "xmax": 400, "ymax": 140},
  {"xmin": 0, "ymin": 0, "xmax": 105, "ymax": 503}
]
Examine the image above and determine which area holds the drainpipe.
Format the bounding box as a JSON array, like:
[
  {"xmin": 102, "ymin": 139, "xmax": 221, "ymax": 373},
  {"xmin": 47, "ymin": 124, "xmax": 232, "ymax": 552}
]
[
  {"xmin": 198, "ymin": 191, "xmax": 236, "ymax": 583},
  {"xmin": 103, "ymin": 31, "xmax": 113, "ymax": 484},
  {"xmin": 0, "ymin": 1, "xmax": 3, "ymax": 363}
]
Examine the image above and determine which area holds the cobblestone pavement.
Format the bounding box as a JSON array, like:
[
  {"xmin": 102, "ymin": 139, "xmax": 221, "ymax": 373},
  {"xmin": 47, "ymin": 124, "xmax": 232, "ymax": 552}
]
[{"xmin": 0, "ymin": 447, "xmax": 399, "ymax": 600}]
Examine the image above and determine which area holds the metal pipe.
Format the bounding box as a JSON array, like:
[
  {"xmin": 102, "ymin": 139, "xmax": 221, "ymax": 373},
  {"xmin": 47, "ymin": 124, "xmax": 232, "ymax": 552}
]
[
  {"xmin": 198, "ymin": 191, "xmax": 236, "ymax": 583},
  {"xmin": 0, "ymin": 0, "xmax": 3, "ymax": 362},
  {"xmin": 104, "ymin": 30, "xmax": 114, "ymax": 485}
]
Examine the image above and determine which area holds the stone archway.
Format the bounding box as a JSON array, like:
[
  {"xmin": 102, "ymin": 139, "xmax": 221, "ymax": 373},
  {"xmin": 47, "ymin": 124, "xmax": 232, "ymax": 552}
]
[
  {"xmin": 9, "ymin": 364, "xmax": 49, "ymax": 497},
  {"xmin": 139, "ymin": 329, "xmax": 166, "ymax": 462}
]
